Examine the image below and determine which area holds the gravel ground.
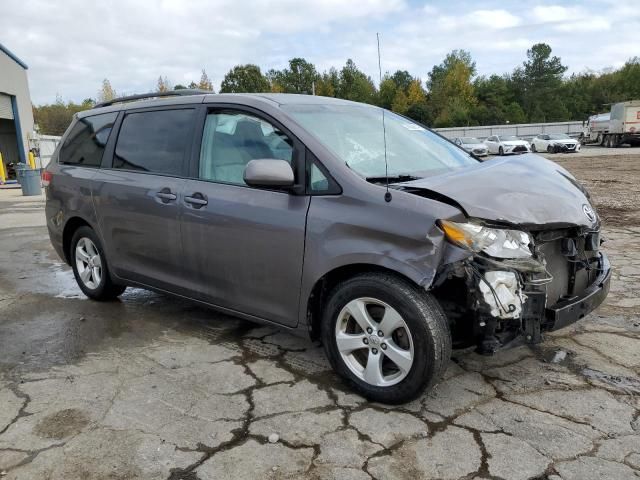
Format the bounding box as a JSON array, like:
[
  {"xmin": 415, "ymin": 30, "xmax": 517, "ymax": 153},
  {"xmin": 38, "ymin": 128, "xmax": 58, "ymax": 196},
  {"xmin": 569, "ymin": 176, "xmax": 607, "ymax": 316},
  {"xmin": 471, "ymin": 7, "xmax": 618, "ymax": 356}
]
[{"xmin": 0, "ymin": 151, "xmax": 639, "ymax": 479}]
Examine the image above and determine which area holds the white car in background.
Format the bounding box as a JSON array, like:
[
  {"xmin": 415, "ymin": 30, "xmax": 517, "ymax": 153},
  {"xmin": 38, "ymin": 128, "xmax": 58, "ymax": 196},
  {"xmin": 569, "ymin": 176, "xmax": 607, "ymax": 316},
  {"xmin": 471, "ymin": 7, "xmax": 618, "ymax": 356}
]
[
  {"xmin": 531, "ymin": 133, "xmax": 581, "ymax": 153},
  {"xmin": 453, "ymin": 137, "xmax": 489, "ymax": 157},
  {"xmin": 484, "ymin": 135, "xmax": 530, "ymax": 155}
]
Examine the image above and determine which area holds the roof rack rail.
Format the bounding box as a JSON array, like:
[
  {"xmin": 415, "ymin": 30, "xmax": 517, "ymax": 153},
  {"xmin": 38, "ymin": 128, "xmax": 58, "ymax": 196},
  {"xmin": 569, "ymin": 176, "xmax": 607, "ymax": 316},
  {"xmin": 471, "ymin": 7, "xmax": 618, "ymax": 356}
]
[{"xmin": 93, "ymin": 89, "xmax": 212, "ymax": 108}]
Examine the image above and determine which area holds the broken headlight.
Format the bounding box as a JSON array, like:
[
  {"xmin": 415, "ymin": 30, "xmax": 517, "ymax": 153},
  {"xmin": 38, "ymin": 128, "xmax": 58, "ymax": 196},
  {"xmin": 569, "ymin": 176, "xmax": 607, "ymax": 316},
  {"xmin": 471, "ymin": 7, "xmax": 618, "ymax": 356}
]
[{"xmin": 439, "ymin": 220, "xmax": 533, "ymax": 259}]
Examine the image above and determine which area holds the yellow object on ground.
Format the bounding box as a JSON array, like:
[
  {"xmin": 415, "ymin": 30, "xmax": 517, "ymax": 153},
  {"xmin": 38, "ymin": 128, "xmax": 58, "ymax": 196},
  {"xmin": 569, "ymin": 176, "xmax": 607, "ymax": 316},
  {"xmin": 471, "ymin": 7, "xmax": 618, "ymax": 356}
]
[
  {"xmin": 28, "ymin": 152, "xmax": 36, "ymax": 170},
  {"xmin": 0, "ymin": 153, "xmax": 6, "ymax": 184}
]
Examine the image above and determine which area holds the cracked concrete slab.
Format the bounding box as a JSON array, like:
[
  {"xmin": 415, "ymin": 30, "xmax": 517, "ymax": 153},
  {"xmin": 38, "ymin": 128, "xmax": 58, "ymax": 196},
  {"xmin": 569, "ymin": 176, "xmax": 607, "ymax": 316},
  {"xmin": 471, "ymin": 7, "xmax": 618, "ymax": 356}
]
[
  {"xmin": 555, "ymin": 456, "xmax": 638, "ymax": 480},
  {"xmin": 2, "ymin": 154, "xmax": 640, "ymax": 480},
  {"xmin": 505, "ymin": 389, "xmax": 636, "ymax": 435},
  {"xmin": 314, "ymin": 429, "xmax": 382, "ymax": 468},
  {"xmin": 250, "ymin": 410, "xmax": 344, "ymax": 446},
  {"xmin": 349, "ymin": 409, "xmax": 428, "ymax": 448},
  {"xmin": 194, "ymin": 439, "xmax": 315, "ymax": 479},
  {"xmin": 366, "ymin": 426, "xmax": 481, "ymax": 480},
  {"xmin": 482, "ymin": 432, "xmax": 551, "ymax": 480}
]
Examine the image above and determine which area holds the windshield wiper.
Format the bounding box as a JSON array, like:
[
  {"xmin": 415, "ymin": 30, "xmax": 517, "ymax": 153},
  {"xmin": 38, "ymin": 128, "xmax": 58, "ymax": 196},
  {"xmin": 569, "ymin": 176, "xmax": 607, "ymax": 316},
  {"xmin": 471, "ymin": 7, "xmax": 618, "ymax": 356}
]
[{"xmin": 366, "ymin": 174, "xmax": 422, "ymax": 183}]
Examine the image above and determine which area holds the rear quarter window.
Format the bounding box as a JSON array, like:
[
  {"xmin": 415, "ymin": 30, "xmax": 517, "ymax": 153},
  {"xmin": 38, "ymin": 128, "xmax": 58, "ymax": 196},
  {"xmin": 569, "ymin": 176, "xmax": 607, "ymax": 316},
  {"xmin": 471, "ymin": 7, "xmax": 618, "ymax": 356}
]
[{"xmin": 59, "ymin": 112, "xmax": 118, "ymax": 167}]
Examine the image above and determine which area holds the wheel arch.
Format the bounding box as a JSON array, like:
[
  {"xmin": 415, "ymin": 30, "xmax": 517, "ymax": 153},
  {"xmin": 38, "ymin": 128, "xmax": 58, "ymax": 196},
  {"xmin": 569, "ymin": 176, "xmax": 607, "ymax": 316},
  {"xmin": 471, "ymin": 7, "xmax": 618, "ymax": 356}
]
[
  {"xmin": 62, "ymin": 216, "xmax": 93, "ymax": 265},
  {"xmin": 304, "ymin": 263, "xmax": 425, "ymax": 341}
]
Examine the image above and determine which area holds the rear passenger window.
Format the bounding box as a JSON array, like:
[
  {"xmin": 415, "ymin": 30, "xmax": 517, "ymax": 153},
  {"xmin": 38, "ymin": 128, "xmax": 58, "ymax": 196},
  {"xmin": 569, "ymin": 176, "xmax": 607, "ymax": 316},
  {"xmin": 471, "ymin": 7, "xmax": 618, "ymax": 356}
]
[
  {"xmin": 113, "ymin": 109, "xmax": 195, "ymax": 175},
  {"xmin": 59, "ymin": 112, "xmax": 118, "ymax": 167}
]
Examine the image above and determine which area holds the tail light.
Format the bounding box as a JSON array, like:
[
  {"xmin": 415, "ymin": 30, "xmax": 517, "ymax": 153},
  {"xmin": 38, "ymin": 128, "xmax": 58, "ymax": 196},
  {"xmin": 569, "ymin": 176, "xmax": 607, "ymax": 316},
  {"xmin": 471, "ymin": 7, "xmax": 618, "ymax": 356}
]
[{"xmin": 41, "ymin": 170, "xmax": 52, "ymax": 187}]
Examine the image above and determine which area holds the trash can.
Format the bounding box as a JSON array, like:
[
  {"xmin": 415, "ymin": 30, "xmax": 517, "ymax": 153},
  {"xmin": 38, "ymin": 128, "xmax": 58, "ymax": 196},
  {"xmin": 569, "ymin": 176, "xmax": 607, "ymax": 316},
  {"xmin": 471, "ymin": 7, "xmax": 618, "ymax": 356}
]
[
  {"xmin": 20, "ymin": 168, "xmax": 42, "ymax": 196},
  {"xmin": 15, "ymin": 163, "xmax": 30, "ymax": 185}
]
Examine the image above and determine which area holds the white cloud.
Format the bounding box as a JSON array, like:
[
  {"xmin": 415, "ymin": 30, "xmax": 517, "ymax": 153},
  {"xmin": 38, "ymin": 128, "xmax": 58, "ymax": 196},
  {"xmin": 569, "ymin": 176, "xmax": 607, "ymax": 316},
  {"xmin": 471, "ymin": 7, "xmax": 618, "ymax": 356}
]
[{"xmin": 1, "ymin": 0, "xmax": 637, "ymax": 104}]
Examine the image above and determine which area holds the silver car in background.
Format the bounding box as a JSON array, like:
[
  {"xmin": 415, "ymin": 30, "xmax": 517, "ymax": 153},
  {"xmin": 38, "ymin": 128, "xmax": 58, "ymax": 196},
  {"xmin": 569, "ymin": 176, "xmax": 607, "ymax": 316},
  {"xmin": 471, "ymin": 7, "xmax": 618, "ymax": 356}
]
[{"xmin": 453, "ymin": 137, "xmax": 488, "ymax": 157}]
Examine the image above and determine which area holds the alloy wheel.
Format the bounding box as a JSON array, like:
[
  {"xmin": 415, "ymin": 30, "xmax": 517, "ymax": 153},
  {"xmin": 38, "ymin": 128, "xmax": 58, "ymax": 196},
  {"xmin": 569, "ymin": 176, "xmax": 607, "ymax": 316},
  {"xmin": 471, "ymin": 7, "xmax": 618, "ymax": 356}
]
[
  {"xmin": 335, "ymin": 297, "xmax": 414, "ymax": 387},
  {"xmin": 75, "ymin": 237, "xmax": 102, "ymax": 290}
]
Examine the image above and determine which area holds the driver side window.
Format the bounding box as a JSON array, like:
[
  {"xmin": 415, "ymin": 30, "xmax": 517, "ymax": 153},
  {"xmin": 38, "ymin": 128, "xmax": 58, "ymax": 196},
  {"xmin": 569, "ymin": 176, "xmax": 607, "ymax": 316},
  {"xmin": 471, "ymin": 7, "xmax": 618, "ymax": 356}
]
[{"xmin": 199, "ymin": 111, "xmax": 294, "ymax": 186}]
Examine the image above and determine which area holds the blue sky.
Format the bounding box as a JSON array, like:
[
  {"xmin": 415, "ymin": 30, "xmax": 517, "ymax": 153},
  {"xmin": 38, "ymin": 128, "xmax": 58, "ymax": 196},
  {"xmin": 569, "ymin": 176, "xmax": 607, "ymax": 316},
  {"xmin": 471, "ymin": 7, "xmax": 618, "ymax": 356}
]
[{"xmin": 3, "ymin": 0, "xmax": 638, "ymax": 104}]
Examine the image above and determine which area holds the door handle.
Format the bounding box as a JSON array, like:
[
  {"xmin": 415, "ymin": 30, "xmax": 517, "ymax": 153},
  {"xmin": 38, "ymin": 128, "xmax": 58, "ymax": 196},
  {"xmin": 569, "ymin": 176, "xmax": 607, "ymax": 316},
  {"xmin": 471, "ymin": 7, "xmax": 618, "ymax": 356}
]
[
  {"xmin": 156, "ymin": 190, "xmax": 177, "ymax": 202},
  {"xmin": 185, "ymin": 193, "xmax": 208, "ymax": 208}
]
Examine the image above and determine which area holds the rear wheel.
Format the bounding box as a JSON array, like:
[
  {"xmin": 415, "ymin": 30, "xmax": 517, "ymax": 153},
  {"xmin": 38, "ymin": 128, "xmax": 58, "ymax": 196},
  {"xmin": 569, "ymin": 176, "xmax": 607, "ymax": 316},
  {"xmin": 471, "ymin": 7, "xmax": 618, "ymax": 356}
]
[
  {"xmin": 321, "ymin": 273, "xmax": 451, "ymax": 404},
  {"xmin": 71, "ymin": 226, "xmax": 126, "ymax": 301}
]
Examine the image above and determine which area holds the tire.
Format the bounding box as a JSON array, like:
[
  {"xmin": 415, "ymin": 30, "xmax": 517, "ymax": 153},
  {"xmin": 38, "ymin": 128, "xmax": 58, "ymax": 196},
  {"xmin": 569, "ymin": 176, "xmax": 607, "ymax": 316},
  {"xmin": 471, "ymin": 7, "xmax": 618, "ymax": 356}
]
[
  {"xmin": 547, "ymin": 145, "xmax": 554, "ymax": 153},
  {"xmin": 604, "ymin": 135, "xmax": 611, "ymax": 148},
  {"xmin": 498, "ymin": 146, "xmax": 504, "ymax": 156},
  {"xmin": 321, "ymin": 273, "xmax": 451, "ymax": 404},
  {"xmin": 70, "ymin": 226, "xmax": 126, "ymax": 301},
  {"xmin": 531, "ymin": 143, "xmax": 537, "ymax": 153}
]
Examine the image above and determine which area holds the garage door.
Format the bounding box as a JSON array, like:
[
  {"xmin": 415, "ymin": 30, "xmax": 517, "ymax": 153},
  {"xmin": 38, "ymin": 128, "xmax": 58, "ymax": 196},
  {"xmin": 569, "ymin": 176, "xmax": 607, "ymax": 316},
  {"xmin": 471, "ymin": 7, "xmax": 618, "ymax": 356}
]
[{"xmin": 0, "ymin": 94, "xmax": 14, "ymax": 120}]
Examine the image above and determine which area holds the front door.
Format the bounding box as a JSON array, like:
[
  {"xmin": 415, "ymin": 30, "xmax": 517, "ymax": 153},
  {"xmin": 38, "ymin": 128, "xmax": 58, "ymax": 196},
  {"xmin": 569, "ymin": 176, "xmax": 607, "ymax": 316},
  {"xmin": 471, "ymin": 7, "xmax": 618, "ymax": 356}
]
[
  {"xmin": 180, "ymin": 108, "xmax": 309, "ymax": 327},
  {"xmin": 93, "ymin": 107, "xmax": 196, "ymax": 292}
]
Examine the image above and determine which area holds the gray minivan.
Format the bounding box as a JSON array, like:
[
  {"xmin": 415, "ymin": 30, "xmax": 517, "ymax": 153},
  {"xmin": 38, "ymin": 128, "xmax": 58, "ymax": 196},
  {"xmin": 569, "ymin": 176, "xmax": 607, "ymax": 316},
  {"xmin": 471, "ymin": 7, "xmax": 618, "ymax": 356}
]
[{"xmin": 44, "ymin": 91, "xmax": 610, "ymax": 403}]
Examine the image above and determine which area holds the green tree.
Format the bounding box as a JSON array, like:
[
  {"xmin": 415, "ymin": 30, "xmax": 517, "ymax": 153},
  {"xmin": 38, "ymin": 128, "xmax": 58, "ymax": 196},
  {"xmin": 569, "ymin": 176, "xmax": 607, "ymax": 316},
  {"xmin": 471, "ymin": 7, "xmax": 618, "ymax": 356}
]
[
  {"xmin": 378, "ymin": 75, "xmax": 398, "ymax": 109},
  {"xmin": 268, "ymin": 58, "xmax": 318, "ymax": 94},
  {"xmin": 391, "ymin": 90, "xmax": 409, "ymax": 114},
  {"xmin": 220, "ymin": 64, "xmax": 270, "ymax": 93},
  {"xmin": 428, "ymin": 50, "xmax": 477, "ymax": 126},
  {"xmin": 337, "ymin": 59, "xmax": 376, "ymax": 104},
  {"xmin": 33, "ymin": 99, "xmax": 90, "ymax": 135},
  {"xmin": 315, "ymin": 69, "xmax": 339, "ymax": 97},
  {"xmin": 173, "ymin": 84, "xmax": 187, "ymax": 90},
  {"xmin": 512, "ymin": 43, "xmax": 568, "ymax": 122},
  {"xmin": 391, "ymin": 70, "xmax": 413, "ymax": 94}
]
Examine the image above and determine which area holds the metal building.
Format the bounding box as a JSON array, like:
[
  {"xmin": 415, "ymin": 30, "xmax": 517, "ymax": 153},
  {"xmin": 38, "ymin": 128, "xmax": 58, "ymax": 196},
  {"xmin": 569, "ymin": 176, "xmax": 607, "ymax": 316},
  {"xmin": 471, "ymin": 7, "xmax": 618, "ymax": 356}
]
[{"xmin": 0, "ymin": 42, "xmax": 34, "ymax": 175}]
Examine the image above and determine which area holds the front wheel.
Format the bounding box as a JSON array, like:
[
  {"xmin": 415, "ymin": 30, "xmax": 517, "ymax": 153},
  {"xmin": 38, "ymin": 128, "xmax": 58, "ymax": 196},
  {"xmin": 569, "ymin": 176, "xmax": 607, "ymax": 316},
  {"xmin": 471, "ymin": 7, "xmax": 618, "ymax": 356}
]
[
  {"xmin": 498, "ymin": 146, "xmax": 504, "ymax": 156},
  {"xmin": 321, "ymin": 273, "xmax": 451, "ymax": 404},
  {"xmin": 71, "ymin": 226, "xmax": 126, "ymax": 301},
  {"xmin": 531, "ymin": 143, "xmax": 537, "ymax": 152}
]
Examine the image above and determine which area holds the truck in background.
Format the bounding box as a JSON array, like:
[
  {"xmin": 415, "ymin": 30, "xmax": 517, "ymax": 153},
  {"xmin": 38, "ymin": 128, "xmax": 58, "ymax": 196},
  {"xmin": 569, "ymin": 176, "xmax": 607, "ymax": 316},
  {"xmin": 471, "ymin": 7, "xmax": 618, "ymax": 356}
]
[{"xmin": 581, "ymin": 100, "xmax": 640, "ymax": 147}]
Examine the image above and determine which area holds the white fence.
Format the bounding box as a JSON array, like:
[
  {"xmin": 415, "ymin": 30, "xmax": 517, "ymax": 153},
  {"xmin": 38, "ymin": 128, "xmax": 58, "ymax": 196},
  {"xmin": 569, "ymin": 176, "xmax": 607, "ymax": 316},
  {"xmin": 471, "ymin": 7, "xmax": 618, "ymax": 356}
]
[
  {"xmin": 29, "ymin": 134, "xmax": 61, "ymax": 168},
  {"xmin": 434, "ymin": 121, "xmax": 584, "ymax": 141}
]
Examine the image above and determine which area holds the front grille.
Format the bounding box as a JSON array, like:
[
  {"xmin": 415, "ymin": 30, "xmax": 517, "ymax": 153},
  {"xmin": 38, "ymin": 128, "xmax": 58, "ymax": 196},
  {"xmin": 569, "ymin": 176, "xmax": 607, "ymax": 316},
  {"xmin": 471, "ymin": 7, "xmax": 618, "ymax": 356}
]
[
  {"xmin": 473, "ymin": 148, "xmax": 487, "ymax": 155},
  {"xmin": 537, "ymin": 233, "xmax": 600, "ymax": 306},
  {"xmin": 564, "ymin": 143, "xmax": 576, "ymax": 150},
  {"xmin": 513, "ymin": 145, "xmax": 528, "ymax": 153}
]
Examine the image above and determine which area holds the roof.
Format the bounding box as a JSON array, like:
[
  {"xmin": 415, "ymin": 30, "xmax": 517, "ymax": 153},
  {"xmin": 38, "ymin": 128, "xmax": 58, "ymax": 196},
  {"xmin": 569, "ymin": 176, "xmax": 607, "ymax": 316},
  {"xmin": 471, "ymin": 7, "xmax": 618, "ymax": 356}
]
[
  {"xmin": 0, "ymin": 42, "xmax": 28, "ymax": 69},
  {"xmin": 83, "ymin": 92, "xmax": 368, "ymax": 118}
]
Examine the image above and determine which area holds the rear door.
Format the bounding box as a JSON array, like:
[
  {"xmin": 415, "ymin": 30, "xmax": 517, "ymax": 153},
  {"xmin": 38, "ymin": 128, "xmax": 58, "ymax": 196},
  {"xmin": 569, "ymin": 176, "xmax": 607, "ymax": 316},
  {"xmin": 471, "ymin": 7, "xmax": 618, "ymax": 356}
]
[
  {"xmin": 180, "ymin": 107, "xmax": 309, "ymax": 326},
  {"xmin": 92, "ymin": 106, "xmax": 197, "ymax": 292}
]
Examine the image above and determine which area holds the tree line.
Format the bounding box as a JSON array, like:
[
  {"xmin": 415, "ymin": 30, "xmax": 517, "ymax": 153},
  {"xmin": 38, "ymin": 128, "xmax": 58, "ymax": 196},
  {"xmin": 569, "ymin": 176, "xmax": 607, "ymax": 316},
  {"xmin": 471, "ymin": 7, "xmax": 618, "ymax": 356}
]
[{"xmin": 33, "ymin": 43, "xmax": 640, "ymax": 135}]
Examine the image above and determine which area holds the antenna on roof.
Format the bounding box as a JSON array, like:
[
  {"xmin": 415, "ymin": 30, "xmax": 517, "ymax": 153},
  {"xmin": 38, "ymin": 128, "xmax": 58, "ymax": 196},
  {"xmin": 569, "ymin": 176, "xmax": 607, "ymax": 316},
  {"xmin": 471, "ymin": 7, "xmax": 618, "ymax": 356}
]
[{"xmin": 377, "ymin": 33, "xmax": 392, "ymax": 203}]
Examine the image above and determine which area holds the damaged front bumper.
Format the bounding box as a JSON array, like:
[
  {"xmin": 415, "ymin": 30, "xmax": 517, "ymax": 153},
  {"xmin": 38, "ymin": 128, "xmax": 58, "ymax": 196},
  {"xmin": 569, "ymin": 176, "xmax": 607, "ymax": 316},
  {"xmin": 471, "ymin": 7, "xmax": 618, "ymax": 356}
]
[
  {"xmin": 433, "ymin": 233, "xmax": 611, "ymax": 354},
  {"xmin": 545, "ymin": 252, "xmax": 610, "ymax": 331}
]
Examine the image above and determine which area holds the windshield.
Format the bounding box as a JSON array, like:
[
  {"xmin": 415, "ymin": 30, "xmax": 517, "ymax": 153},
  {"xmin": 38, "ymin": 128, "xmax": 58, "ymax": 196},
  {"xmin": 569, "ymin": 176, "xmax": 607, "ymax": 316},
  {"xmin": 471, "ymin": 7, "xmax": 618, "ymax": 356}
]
[
  {"xmin": 461, "ymin": 137, "xmax": 481, "ymax": 144},
  {"xmin": 283, "ymin": 104, "xmax": 477, "ymax": 179},
  {"xmin": 499, "ymin": 135, "xmax": 519, "ymax": 141},
  {"xmin": 549, "ymin": 134, "xmax": 570, "ymax": 140}
]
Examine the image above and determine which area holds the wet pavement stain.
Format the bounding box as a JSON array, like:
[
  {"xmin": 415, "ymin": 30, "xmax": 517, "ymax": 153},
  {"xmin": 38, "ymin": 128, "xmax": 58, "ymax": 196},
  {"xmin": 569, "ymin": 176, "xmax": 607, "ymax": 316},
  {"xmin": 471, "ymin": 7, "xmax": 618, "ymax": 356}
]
[{"xmin": 34, "ymin": 409, "xmax": 89, "ymax": 440}]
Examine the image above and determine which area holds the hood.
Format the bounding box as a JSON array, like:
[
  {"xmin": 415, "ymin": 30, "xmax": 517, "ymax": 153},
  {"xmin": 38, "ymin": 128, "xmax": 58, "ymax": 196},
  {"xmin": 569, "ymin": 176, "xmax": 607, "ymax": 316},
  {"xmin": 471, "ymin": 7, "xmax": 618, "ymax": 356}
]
[
  {"xmin": 397, "ymin": 154, "xmax": 598, "ymax": 229},
  {"xmin": 552, "ymin": 138, "xmax": 578, "ymax": 144},
  {"xmin": 502, "ymin": 140, "xmax": 528, "ymax": 146}
]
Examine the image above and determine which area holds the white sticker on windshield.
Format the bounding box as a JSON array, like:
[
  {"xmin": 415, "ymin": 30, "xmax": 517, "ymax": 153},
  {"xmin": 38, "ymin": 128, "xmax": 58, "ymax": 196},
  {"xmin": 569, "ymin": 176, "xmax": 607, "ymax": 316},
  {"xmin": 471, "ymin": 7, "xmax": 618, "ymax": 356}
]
[{"xmin": 403, "ymin": 123, "xmax": 426, "ymax": 131}]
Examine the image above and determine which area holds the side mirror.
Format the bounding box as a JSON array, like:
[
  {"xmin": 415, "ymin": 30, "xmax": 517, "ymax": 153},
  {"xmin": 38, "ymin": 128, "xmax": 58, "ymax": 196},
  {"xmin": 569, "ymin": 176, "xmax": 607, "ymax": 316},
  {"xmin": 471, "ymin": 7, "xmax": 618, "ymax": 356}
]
[{"xmin": 243, "ymin": 159, "xmax": 295, "ymax": 188}]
